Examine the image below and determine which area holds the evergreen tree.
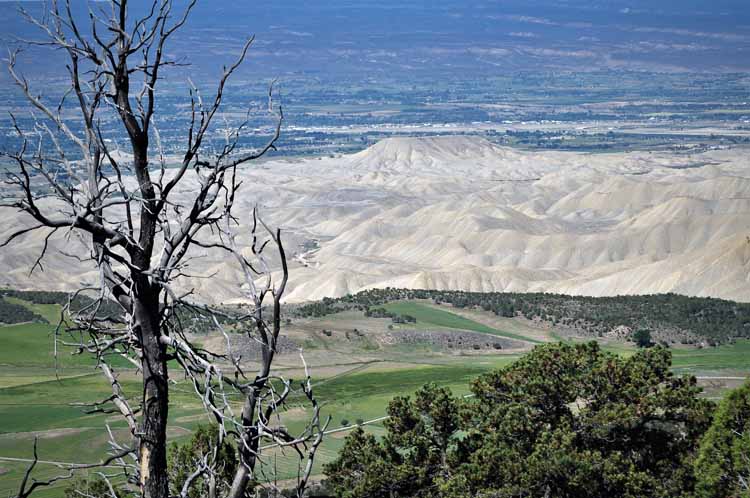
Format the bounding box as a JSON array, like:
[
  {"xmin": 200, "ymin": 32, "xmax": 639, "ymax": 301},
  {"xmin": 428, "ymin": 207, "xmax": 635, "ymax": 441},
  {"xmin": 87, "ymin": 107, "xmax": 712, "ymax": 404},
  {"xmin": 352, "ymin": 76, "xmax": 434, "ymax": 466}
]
[
  {"xmin": 327, "ymin": 342, "xmax": 714, "ymax": 498},
  {"xmin": 168, "ymin": 425, "xmax": 237, "ymax": 498},
  {"xmin": 694, "ymin": 380, "xmax": 750, "ymax": 498}
]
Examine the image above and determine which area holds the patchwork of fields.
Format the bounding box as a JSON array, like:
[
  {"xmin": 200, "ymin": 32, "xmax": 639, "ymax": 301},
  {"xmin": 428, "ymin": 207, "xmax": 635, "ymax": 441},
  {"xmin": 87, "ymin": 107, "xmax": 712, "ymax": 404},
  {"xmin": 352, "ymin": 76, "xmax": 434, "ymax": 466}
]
[{"xmin": 1, "ymin": 297, "xmax": 748, "ymax": 496}]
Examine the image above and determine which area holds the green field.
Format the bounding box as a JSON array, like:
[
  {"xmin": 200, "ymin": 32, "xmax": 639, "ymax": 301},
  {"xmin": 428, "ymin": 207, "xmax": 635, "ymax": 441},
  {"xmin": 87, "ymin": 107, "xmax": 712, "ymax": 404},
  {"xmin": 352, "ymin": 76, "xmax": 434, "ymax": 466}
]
[
  {"xmin": 1, "ymin": 297, "xmax": 749, "ymax": 496},
  {"xmin": 0, "ymin": 351, "xmax": 512, "ymax": 496},
  {"xmin": 382, "ymin": 301, "xmax": 542, "ymax": 343},
  {"xmin": 0, "ymin": 306, "xmax": 130, "ymax": 381},
  {"xmin": 671, "ymin": 340, "xmax": 750, "ymax": 376}
]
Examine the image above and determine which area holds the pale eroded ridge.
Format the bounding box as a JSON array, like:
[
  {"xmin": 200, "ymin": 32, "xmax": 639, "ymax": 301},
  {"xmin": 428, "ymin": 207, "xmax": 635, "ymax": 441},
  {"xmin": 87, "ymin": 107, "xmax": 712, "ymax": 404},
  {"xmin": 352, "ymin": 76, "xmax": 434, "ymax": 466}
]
[{"xmin": 2, "ymin": 136, "xmax": 749, "ymax": 303}]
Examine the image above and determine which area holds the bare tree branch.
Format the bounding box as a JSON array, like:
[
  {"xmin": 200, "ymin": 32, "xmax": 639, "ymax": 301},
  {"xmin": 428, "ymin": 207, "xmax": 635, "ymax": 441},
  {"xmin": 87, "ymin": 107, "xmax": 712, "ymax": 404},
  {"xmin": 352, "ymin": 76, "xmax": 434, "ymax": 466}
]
[{"xmin": 4, "ymin": 2, "xmax": 322, "ymax": 498}]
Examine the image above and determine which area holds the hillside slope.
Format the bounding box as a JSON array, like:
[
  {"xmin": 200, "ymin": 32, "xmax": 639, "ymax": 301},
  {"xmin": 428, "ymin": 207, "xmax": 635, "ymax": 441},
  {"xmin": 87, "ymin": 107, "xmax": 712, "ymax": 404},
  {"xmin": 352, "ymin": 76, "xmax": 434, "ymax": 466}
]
[{"xmin": 1, "ymin": 136, "xmax": 749, "ymax": 303}]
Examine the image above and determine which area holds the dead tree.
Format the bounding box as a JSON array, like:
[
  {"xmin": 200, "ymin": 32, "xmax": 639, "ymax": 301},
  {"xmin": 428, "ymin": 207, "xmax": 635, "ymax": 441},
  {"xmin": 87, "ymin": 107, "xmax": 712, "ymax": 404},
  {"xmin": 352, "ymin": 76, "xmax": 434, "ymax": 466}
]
[{"xmin": 1, "ymin": 2, "xmax": 329, "ymax": 498}]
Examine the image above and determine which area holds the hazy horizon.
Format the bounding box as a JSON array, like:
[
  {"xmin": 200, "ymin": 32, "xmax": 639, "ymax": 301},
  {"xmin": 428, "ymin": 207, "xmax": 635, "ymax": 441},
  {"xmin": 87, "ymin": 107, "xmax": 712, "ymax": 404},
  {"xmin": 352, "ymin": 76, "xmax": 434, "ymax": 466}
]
[{"xmin": 1, "ymin": 0, "xmax": 749, "ymax": 83}]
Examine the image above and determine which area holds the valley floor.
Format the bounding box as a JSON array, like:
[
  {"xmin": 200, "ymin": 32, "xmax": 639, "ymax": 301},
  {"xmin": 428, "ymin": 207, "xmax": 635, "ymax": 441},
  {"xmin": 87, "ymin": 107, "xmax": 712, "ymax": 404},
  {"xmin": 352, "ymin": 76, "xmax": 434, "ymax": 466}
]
[{"xmin": 1, "ymin": 296, "xmax": 749, "ymax": 496}]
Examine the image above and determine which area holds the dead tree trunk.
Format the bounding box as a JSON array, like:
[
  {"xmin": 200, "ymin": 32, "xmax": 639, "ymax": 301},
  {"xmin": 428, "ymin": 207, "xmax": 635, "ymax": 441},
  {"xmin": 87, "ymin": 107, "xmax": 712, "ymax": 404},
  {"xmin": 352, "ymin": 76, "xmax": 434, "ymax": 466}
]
[
  {"xmin": 134, "ymin": 284, "xmax": 170, "ymax": 498},
  {"xmin": 0, "ymin": 0, "xmax": 330, "ymax": 498},
  {"xmin": 3, "ymin": 2, "xmax": 329, "ymax": 498}
]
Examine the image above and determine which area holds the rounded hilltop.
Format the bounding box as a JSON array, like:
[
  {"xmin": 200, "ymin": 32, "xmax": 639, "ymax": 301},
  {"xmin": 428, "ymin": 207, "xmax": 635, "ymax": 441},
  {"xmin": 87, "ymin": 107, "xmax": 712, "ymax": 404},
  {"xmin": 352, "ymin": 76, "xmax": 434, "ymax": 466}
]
[{"xmin": 347, "ymin": 135, "xmax": 532, "ymax": 178}]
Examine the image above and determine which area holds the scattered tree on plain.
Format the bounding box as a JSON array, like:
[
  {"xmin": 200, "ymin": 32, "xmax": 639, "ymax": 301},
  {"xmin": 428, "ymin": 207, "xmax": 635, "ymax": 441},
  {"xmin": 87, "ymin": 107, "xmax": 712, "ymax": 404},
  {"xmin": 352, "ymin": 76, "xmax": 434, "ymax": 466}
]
[{"xmin": 633, "ymin": 328, "xmax": 653, "ymax": 348}]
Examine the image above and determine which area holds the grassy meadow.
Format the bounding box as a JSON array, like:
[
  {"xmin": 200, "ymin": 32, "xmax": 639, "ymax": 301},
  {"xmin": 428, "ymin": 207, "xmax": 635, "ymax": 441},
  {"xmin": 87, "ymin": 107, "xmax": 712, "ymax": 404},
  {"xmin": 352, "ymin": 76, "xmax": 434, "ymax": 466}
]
[{"xmin": 382, "ymin": 301, "xmax": 543, "ymax": 343}]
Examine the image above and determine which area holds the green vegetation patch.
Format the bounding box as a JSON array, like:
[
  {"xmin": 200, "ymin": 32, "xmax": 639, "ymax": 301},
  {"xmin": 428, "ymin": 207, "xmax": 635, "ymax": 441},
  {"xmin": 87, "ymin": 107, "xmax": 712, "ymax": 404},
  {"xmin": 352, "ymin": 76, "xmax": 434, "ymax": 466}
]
[
  {"xmin": 315, "ymin": 363, "xmax": 486, "ymax": 403},
  {"xmin": 671, "ymin": 340, "xmax": 750, "ymax": 375},
  {"xmin": 0, "ymin": 296, "xmax": 46, "ymax": 325},
  {"xmin": 0, "ymin": 320, "xmax": 128, "ymax": 371},
  {"xmin": 4, "ymin": 297, "xmax": 62, "ymax": 324},
  {"xmin": 382, "ymin": 301, "xmax": 540, "ymax": 343},
  {"xmin": 324, "ymin": 342, "xmax": 716, "ymax": 498}
]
